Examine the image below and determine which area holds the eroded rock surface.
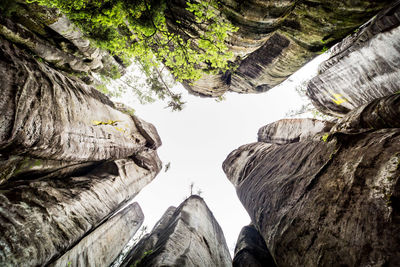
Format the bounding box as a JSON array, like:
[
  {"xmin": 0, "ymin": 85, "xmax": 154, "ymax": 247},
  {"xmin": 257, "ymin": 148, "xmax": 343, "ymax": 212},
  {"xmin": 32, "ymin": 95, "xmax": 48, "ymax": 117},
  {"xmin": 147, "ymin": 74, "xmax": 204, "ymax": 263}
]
[
  {"xmin": 307, "ymin": 1, "xmax": 400, "ymax": 116},
  {"xmin": 258, "ymin": 118, "xmax": 334, "ymax": 145},
  {"xmin": 224, "ymin": 94, "xmax": 400, "ymax": 266},
  {"xmin": 121, "ymin": 196, "xmax": 232, "ymax": 267},
  {"xmin": 49, "ymin": 202, "xmax": 144, "ymax": 267},
  {"xmin": 172, "ymin": 0, "xmax": 393, "ymax": 96},
  {"xmin": 0, "ymin": 30, "xmax": 162, "ymax": 266},
  {"xmin": 233, "ymin": 224, "xmax": 276, "ymax": 267}
]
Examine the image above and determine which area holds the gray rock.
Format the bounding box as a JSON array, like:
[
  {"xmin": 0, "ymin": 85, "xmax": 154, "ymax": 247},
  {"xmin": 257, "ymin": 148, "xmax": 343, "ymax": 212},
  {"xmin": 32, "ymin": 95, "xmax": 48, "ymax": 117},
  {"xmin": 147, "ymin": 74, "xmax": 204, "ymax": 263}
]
[
  {"xmin": 49, "ymin": 202, "xmax": 144, "ymax": 267},
  {"xmin": 258, "ymin": 118, "xmax": 334, "ymax": 145},
  {"xmin": 223, "ymin": 93, "xmax": 400, "ymax": 266},
  {"xmin": 233, "ymin": 224, "xmax": 277, "ymax": 267},
  {"xmin": 0, "ymin": 36, "xmax": 161, "ymax": 184},
  {"xmin": 169, "ymin": 0, "xmax": 392, "ymax": 97},
  {"xmin": 122, "ymin": 196, "xmax": 232, "ymax": 267},
  {"xmin": 307, "ymin": 1, "xmax": 400, "ymax": 116},
  {"xmin": 0, "ymin": 156, "xmax": 161, "ymax": 266}
]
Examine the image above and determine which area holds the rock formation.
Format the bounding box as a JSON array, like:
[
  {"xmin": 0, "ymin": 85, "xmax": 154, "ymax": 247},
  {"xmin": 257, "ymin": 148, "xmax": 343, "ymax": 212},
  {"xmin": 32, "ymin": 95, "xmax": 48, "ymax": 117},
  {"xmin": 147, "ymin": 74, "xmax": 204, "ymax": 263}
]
[
  {"xmin": 0, "ymin": 7, "xmax": 162, "ymax": 265},
  {"xmin": 0, "ymin": 1, "xmax": 124, "ymax": 82},
  {"xmin": 121, "ymin": 196, "xmax": 232, "ymax": 267},
  {"xmin": 233, "ymin": 224, "xmax": 276, "ymax": 267},
  {"xmin": 224, "ymin": 95, "xmax": 400, "ymax": 266},
  {"xmin": 168, "ymin": 0, "xmax": 393, "ymax": 97},
  {"xmin": 257, "ymin": 118, "xmax": 334, "ymax": 145},
  {"xmin": 307, "ymin": 1, "xmax": 400, "ymax": 117},
  {"xmin": 49, "ymin": 202, "xmax": 144, "ymax": 267}
]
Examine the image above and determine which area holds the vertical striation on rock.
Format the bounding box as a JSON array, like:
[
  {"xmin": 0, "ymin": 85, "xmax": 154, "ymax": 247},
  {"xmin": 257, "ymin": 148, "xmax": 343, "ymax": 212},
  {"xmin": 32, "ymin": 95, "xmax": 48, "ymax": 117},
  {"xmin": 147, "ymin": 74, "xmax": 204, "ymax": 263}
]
[
  {"xmin": 307, "ymin": 1, "xmax": 400, "ymax": 116},
  {"xmin": 49, "ymin": 202, "xmax": 144, "ymax": 267},
  {"xmin": 233, "ymin": 224, "xmax": 277, "ymax": 267},
  {"xmin": 121, "ymin": 195, "xmax": 232, "ymax": 267},
  {"xmin": 223, "ymin": 93, "xmax": 400, "ymax": 266}
]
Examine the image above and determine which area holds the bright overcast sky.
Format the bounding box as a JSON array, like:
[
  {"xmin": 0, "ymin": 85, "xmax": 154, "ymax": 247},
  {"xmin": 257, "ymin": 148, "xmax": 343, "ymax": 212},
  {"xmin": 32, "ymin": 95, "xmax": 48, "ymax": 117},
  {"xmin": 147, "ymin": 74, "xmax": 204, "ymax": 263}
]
[{"xmin": 113, "ymin": 52, "xmax": 330, "ymax": 256}]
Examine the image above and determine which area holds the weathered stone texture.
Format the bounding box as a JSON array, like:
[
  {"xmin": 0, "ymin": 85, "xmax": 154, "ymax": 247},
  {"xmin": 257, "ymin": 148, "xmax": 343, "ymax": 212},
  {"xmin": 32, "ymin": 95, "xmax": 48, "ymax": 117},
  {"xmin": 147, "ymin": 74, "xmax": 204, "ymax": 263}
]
[
  {"xmin": 49, "ymin": 202, "xmax": 144, "ymax": 267},
  {"xmin": 258, "ymin": 118, "xmax": 334, "ymax": 145},
  {"xmin": 224, "ymin": 94, "xmax": 400, "ymax": 266},
  {"xmin": 233, "ymin": 224, "xmax": 277, "ymax": 267},
  {"xmin": 175, "ymin": 0, "xmax": 393, "ymax": 96},
  {"xmin": 0, "ymin": 154, "xmax": 161, "ymax": 266},
  {"xmin": 307, "ymin": 1, "xmax": 400, "ymax": 116},
  {"xmin": 0, "ymin": 33, "xmax": 162, "ymax": 266},
  {"xmin": 0, "ymin": 37, "xmax": 161, "ymax": 186},
  {"xmin": 122, "ymin": 196, "xmax": 232, "ymax": 267}
]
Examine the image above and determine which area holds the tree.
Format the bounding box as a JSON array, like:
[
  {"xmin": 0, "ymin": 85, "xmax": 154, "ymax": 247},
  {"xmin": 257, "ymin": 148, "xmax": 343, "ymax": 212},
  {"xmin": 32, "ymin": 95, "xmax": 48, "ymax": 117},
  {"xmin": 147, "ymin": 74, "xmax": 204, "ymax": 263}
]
[{"xmin": 28, "ymin": 0, "xmax": 238, "ymax": 109}]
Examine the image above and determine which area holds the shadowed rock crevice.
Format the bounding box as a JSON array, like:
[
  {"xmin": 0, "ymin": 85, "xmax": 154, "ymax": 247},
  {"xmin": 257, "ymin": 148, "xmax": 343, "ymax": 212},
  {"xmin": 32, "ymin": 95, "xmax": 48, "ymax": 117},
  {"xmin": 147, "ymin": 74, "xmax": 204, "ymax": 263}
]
[{"xmin": 233, "ymin": 224, "xmax": 277, "ymax": 267}]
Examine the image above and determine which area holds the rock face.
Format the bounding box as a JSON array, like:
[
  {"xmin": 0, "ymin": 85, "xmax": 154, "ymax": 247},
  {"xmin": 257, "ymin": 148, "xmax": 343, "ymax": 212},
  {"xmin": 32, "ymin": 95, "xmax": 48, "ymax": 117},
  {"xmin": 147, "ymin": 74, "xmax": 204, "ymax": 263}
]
[
  {"xmin": 233, "ymin": 224, "xmax": 276, "ymax": 267},
  {"xmin": 49, "ymin": 202, "xmax": 144, "ymax": 267},
  {"xmin": 307, "ymin": 1, "xmax": 400, "ymax": 117},
  {"xmin": 169, "ymin": 0, "xmax": 393, "ymax": 97},
  {"xmin": 223, "ymin": 96, "xmax": 400, "ymax": 266},
  {"xmin": 257, "ymin": 118, "xmax": 334, "ymax": 145},
  {"xmin": 121, "ymin": 196, "xmax": 232, "ymax": 267},
  {"xmin": 0, "ymin": 25, "xmax": 162, "ymax": 266},
  {"xmin": 0, "ymin": 2, "xmax": 124, "ymax": 81}
]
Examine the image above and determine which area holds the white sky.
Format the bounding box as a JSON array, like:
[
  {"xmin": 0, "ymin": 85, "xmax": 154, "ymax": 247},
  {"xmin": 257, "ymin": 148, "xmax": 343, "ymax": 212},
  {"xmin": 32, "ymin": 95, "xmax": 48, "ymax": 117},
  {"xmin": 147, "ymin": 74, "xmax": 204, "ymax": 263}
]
[{"xmin": 113, "ymin": 52, "xmax": 330, "ymax": 256}]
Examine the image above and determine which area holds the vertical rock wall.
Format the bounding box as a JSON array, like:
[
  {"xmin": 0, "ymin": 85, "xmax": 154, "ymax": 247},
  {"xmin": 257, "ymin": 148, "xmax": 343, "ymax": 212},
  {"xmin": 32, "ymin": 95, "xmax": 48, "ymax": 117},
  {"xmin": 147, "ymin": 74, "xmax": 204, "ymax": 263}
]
[
  {"xmin": 223, "ymin": 99, "xmax": 400, "ymax": 266},
  {"xmin": 49, "ymin": 202, "xmax": 144, "ymax": 267},
  {"xmin": 0, "ymin": 22, "xmax": 162, "ymax": 266},
  {"xmin": 307, "ymin": 1, "xmax": 400, "ymax": 116},
  {"xmin": 121, "ymin": 196, "xmax": 232, "ymax": 267}
]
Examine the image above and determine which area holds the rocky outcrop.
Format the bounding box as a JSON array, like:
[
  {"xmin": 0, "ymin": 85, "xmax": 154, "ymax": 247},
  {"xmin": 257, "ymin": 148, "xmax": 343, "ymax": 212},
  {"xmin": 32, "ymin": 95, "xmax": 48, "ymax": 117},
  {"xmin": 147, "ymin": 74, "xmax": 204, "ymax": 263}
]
[
  {"xmin": 0, "ymin": 1, "xmax": 124, "ymax": 80},
  {"xmin": 49, "ymin": 202, "xmax": 144, "ymax": 267},
  {"xmin": 307, "ymin": 1, "xmax": 400, "ymax": 117},
  {"xmin": 121, "ymin": 196, "xmax": 232, "ymax": 267},
  {"xmin": 171, "ymin": 0, "xmax": 393, "ymax": 97},
  {"xmin": 233, "ymin": 224, "xmax": 276, "ymax": 267},
  {"xmin": 257, "ymin": 118, "xmax": 334, "ymax": 145},
  {"xmin": 223, "ymin": 94, "xmax": 400, "ymax": 266},
  {"xmin": 0, "ymin": 30, "xmax": 162, "ymax": 265}
]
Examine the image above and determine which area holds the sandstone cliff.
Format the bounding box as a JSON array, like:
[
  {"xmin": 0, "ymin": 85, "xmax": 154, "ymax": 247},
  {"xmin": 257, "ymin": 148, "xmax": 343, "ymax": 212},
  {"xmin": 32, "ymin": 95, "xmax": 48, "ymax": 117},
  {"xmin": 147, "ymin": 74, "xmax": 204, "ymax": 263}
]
[
  {"xmin": 169, "ymin": 0, "xmax": 393, "ymax": 97},
  {"xmin": 0, "ymin": 17, "xmax": 162, "ymax": 266},
  {"xmin": 307, "ymin": 1, "xmax": 400, "ymax": 117},
  {"xmin": 121, "ymin": 195, "xmax": 232, "ymax": 267},
  {"xmin": 224, "ymin": 96, "xmax": 400, "ymax": 266}
]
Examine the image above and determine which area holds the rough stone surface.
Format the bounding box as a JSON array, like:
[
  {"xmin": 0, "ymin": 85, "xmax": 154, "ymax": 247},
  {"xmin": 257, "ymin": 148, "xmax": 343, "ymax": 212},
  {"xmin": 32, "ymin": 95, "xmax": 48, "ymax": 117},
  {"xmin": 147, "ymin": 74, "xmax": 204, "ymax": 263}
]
[
  {"xmin": 0, "ymin": 30, "xmax": 162, "ymax": 266},
  {"xmin": 233, "ymin": 224, "xmax": 276, "ymax": 267},
  {"xmin": 258, "ymin": 118, "xmax": 334, "ymax": 145},
  {"xmin": 0, "ymin": 37, "xmax": 162, "ymax": 185},
  {"xmin": 49, "ymin": 202, "xmax": 144, "ymax": 267},
  {"xmin": 0, "ymin": 2, "xmax": 124, "ymax": 79},
  {"xmin": 121, "ymin": 196, "xmax": 232, "ymax": 267},
  {"xmin": 0, "ymin": 154, "xmax": 161, "ymax": 266},
  {"xmin": 223, "ymin": 93, "xmax": 400, "ymax": 266},
  {"xmin": 307, "ymin": 1, "xmax": 400, "ymax": 116},
  {"xmin": 172, "ymin": 0, "xmax": 393, "ymax": 97}
]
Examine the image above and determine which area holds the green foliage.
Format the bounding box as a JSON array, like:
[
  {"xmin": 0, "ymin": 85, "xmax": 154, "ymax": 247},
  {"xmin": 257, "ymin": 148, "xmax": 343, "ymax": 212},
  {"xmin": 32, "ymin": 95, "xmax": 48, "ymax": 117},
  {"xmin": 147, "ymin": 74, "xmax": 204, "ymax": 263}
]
[{"xmin": 28, "ymin": 0, "xmax": 238, "ymax": 85}]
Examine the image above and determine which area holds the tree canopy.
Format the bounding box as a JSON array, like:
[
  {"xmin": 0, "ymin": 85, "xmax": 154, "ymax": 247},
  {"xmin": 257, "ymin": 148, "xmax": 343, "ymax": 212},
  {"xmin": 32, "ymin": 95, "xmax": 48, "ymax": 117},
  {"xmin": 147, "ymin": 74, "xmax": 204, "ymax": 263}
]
[{"xmin": 28, "ymin": 0, "xmax": 238, "ymax": 110}]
